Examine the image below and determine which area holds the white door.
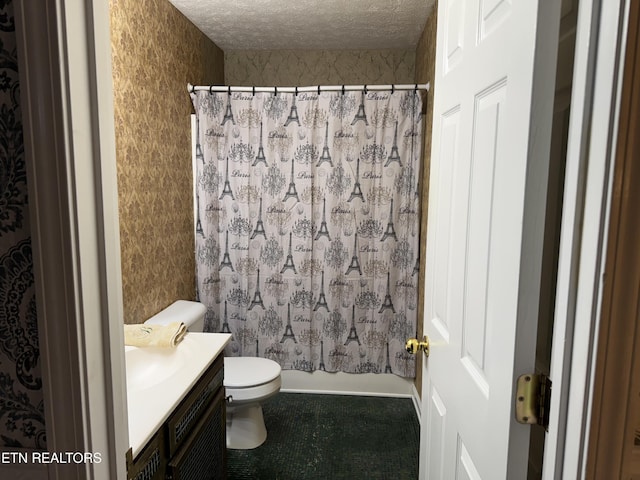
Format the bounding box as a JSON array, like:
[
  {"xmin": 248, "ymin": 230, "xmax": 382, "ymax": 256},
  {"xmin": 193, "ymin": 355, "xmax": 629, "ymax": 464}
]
[{"xmin": 419, "ymin": 1, "xmax": 562, "ymax": 479}]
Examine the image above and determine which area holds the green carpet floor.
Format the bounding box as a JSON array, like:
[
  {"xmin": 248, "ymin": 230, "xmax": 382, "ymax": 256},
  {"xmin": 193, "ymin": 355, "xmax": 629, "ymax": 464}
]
[{"xmin": 227, "ymin": 392, "xmax": 419, "ymax": 480}]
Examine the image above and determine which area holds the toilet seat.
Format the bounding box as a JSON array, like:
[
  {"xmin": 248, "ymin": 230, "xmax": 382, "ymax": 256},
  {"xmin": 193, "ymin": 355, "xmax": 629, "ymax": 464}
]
[
  {"xmin": 224, "ymin": 357, "xmax": 282, "ymax": 404},
  {"xmin": 224, "ymin": 357, "xmax": 281, "ymax": 387}
]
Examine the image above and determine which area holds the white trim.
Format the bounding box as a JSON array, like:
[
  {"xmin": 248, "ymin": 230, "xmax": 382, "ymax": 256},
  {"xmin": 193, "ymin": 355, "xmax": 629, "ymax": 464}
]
[
  {"xmin": 15, "ymin": 1, "xmax": 126, "ymax": 478},
  {"xmin": 280, "ymin": 370, "xmax": 414, "ymax": 398},
  {"xmin": 411, "ymin": 383, "xmax": 421, "ymax": 424},
  {"xmin": 543, "ymin": 0, "xmax": 629, "ymax": 478},
  {"xmin": 85, "ymin": 0, "xmax": 129, "ymax": 476},
  {"xmin": 280, "ymin": 388, "xmax": 414, "ymax": 398},
  {"xmin": 564, "ymin": 1, "xmax": 628, "ymax": 477}
]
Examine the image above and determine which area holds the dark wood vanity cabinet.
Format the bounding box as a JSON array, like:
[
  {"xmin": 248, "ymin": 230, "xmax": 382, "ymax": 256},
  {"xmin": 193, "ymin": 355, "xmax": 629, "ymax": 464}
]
[{"xmin": 126, "ymin": 354, "xmax": 226, "ymax": 480}]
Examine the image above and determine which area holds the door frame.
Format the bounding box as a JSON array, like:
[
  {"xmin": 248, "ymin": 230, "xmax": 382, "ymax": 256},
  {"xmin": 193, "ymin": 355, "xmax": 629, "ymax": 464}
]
[
  {"xmin": 14, "ymin": 0, "xmax": 127, "ymax": 479},
  {"xmin": 585, "ymin": 0, "xmax": 640, "ymax": 475},
  {"xmin": 13, "ymin": 0, "xmax": 632, "ymax": 479},
  {"xmin": 542, "ymin": 0, "xmax": 630, "ymax": 478}
]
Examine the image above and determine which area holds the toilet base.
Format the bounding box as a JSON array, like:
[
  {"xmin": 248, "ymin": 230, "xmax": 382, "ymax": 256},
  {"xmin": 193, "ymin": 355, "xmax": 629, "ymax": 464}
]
[{"xmin": 226, "ymin": 404, "xmax": 267, "ymax": 449}]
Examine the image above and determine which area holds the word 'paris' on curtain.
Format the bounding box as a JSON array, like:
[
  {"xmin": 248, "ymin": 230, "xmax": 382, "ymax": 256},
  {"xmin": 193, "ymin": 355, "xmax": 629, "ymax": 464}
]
[{"xmin": 191, "ymin": 88, "xmax": 422, "ymax": 377}]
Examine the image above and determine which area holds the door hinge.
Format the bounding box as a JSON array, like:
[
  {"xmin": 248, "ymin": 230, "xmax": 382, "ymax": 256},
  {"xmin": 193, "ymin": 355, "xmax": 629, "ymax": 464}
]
[{"xmin": 515, "ymin": 374, "xmax": 551, "ymax": 430}]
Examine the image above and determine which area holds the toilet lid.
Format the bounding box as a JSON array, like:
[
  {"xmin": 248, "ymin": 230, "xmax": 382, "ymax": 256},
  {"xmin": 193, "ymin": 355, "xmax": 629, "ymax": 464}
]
[{"xmin": 224, "ymin": 357, "xmax": 281, "ymax": 388}]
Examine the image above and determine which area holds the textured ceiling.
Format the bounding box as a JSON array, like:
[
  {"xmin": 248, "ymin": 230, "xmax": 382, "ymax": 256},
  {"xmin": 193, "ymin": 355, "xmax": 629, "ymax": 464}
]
[{"xmin": 168, "ymin": 0, "xmax": 435, "ymax": 51}]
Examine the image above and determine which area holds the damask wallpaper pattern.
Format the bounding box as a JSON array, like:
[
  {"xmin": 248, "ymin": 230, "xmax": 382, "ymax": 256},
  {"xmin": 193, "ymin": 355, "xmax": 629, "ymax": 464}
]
[
  {"xmin": 109, "ymin": 0, "xmax": 224, "ymax": 323},
  {"xmin": 0, "ymin": 0, "xmax": 46, "ymax": 449},
  {"xmin": 225, "ymin": 49, "xmax": 416, "ymax": 87}
]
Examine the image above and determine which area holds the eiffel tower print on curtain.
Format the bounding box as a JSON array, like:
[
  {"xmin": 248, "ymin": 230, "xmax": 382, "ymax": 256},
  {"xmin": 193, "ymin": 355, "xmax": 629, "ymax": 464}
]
[
  {"xmin": 284, "ymin": 94, "xmax": 300, "ymax": 127},
  {"xmin": 348, "ymin": 156, "xmax": 365, "ymax": 203},
  {"xmin": 251, "ymin": 197, "xmax": 266, "ymax": 240},
  {"xmin": 222, "ymin": 95, "xmax": 235, "ymax": 125},
  {"xmin": 253, "ymin": 121, "xmax": 268, "ymax": 167},
  {"xmin": 381, "ymin": 199, "xmax": 397, "ymax": 242},
  {"xmin": 283, "ymin": 158, "xmax": 299, "ymax": 203},
  {"xmin": 315, "ymin": 198, "xmax": 331, "ymax": 241},
  {"xmin": 385, "ymin": 121, "xmax": 402, "ymax": 167},
  {"xmin": 195, "ymin": 114, "xmax": 204, "ymax": 164},
  {"xmin": 281, "ymin": 233, "xmax": 297, "ymax": 274},
  {"xmin": 249, "ymin": 268, "xmax": 265, "ymax": 310},
  {"xmin": 379, "ymin": 272, "xmax": 395, "ymax": 314},
  {"xmin": 219, "ymin": 230, "xmax": 234, "ymax": 272},
  {"xmin": 317, "ymin": 121, "xmax": 333, "ymax": 167},
  {"xmin": 220, "ymin": 156, "xmax": 234, "ymax": 200},
  {"xmin": 313, "ymin": 270, "xmax": 330, "ymax": 312},
  {"xmin": 281, "ymin": 303, "xmax": 297, "ymax": 343},
  {"xmin": 351, "ymin": 90, "xmax": 368, "ymax": 125},
  {"xmin": 191, "ymin": 88, "xmax": 423, "ymax": 378},
  {"xmin": 346, "ymin": 233, "xmax": 362, "ymax": 275},
  {"xmin": 344, "ymin": 305, "xmax": 361, "ymax": 346},
  {"xmin": 195, "ymin": 193, "xmax": 204, "ymax": 237}
]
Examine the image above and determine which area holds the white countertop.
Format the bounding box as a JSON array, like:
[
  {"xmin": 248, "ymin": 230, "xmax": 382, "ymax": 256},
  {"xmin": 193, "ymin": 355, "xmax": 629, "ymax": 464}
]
[{"xmin": 126, "ymin": 332, "xmax": 231, "ymax": 458}]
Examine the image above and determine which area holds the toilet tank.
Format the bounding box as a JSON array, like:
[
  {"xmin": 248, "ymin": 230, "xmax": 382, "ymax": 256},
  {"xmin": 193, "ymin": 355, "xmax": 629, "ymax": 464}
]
[{"xmin": 144, "ymin": 300, "xmax": 206, "ymax": 332}]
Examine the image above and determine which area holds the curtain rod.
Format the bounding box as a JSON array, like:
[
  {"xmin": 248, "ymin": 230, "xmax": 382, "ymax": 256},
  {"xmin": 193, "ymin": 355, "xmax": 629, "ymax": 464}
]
[{"xmin": 187, "ymin": 82, "xmax": 430, "ymax": 94}]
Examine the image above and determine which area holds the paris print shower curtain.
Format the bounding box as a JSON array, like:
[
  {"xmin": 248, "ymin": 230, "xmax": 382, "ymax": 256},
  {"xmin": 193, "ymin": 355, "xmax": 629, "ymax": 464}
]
[{"xmin": 191, "ymin": 88, "xmax": 422, "ymax": 377}]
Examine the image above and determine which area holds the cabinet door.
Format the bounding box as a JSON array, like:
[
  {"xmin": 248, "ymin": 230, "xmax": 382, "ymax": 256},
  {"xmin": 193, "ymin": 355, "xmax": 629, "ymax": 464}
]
[
  {"xmin": 126, "ymin": 428, "xmax": 166, "ymax": 480},
  {"xmin": 167, "ymin": 354, "xmax": 224, "ymax": 456},
  {"xmin": 166, "ymin": 388, "xmax": 227, "ymax": 480}
]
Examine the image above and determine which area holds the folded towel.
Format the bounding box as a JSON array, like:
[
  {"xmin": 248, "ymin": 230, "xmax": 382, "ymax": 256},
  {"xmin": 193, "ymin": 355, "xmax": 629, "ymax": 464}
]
[{"xmin": 124, "ymin": 322, "xmax": 187, "ymax": 348}]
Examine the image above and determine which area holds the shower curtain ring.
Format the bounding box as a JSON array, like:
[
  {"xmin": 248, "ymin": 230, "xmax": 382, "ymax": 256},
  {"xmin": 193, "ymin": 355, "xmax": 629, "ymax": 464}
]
[
  {"xmin": 295, "ymin": 86, "xmax": 298, "ymax": 96},
  {"xmin": 318, "ymin": 85, "xmax": 321, "ymax": 95},
  {"xmin": 391, "ymin": 84, "xmax": 395, "ymax": 94},
  {"xmin": 342, "ymin": 85, "xmax": 345, "ymax": 95},
  {"xmin": 252, "ymin": 86, "xmax": 255, "ymax": 96},
  {"xmin": 274, "ymin": 86, "xmax": 278, "ymax": 96},
  {"xmin": 228, "ymin": 86, "xmax": 231, "ymax": 95},
  {"xmin": 364, "ymin": 85, "xmax": 368, "ymax": 94},
  {"xmin": 209, "ymin": 86, "xmax": 213, "ymax": 95}
]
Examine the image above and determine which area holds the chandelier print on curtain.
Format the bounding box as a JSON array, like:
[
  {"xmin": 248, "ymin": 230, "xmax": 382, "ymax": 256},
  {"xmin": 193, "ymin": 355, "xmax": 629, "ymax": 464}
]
[{"xmin": 191, "ymin": 87, "xmax": 422, "ymax": 377}]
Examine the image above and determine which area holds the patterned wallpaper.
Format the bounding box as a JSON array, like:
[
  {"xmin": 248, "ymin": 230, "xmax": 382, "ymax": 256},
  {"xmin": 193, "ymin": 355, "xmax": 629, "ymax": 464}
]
[
  {"xmin": 414, "ymin": 5, "xmax": 438, "ymax": 397},
  {"xmin": 225, "ymin": 49, "xmax": 416, "ymax": 86},
  {"xmin": 109, "ymin": 0, "xmax": 224, "ymax": 323},
  {"xmin": 0, "ymin": 0, "xmax": 46, "ymax": 449}
]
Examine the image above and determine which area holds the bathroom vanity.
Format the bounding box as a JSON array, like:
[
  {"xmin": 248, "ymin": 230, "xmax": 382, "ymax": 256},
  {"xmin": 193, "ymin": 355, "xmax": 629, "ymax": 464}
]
[{"xmin": 125, "ymin": 333, "xmax": 231, "ymax": 480}]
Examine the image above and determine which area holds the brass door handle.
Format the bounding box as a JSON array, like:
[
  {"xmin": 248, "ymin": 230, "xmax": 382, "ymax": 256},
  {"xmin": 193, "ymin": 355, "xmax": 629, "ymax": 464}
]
[{"xmin": 405, "ymin": 336, "xmax": 429, "ymax": 356}]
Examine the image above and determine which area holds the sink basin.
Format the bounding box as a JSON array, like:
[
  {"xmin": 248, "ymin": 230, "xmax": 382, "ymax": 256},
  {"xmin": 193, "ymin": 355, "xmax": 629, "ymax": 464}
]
[
  {"xmin": 125, "ymin": 332, "xmax": 232, "ymax": 458},
  {"xmin": 125, "ymin": 345, "xmax": 193, "ymax": 392}
]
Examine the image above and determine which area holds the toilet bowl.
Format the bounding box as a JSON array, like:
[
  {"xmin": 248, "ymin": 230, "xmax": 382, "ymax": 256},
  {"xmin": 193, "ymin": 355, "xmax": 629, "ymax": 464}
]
[
  {"xmin": 224, "ymin": 357, "xmax": 281, "ymax": 449},
  {"xmin": 144, "ymin": 300, "xmax": 282, "ymax": 450}
]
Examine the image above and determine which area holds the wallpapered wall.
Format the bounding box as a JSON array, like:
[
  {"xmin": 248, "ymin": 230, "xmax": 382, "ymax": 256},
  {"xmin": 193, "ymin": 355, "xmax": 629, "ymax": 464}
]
[
  {"xmin": 109, "ymin": 0, "xmax": 224, "ymax": 323},
  {"xmin": 0, "ymin": 0, "xmax": 46, "ymax": 449},
  {"xmin": 225, "ymin": 49, "xmax": 416, "ymax": 86},
  {"xmin": 413, "ymin": 4, "xmax": 438, "ymax": 397}
]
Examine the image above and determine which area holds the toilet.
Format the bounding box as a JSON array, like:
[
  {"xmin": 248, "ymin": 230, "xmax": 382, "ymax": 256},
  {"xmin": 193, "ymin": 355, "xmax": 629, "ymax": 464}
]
[{"xmin": 145, "ymin": 300, "xmax": 282, "ymax": 450}]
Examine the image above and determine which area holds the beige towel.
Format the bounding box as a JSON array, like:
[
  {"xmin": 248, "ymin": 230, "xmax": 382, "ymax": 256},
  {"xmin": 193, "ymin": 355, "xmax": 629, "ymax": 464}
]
[{"xmin": 124, "ymin": 322, "xmax": 187, "ymax": 348}]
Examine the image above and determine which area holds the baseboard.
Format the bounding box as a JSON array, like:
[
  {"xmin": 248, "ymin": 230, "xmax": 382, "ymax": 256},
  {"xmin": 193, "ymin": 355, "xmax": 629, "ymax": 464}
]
[
  {"xmin": 411, "ymin": 383, "xmax": 422, "ymax": 424},
  {"xmin": 280, "ymin": 370, "xmax": 415, "ymax": 398}
]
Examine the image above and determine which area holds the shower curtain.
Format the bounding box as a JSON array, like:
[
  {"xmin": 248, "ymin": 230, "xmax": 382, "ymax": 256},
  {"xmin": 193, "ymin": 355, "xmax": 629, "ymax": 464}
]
[{"xmin": 191, "ymin": 87, "xmax": 422, "ymax": 377}]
